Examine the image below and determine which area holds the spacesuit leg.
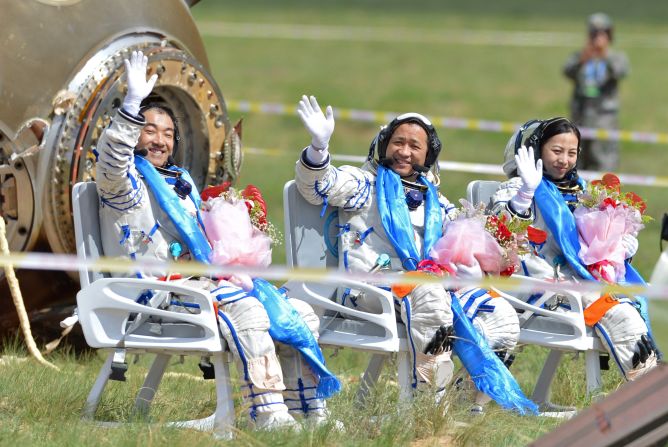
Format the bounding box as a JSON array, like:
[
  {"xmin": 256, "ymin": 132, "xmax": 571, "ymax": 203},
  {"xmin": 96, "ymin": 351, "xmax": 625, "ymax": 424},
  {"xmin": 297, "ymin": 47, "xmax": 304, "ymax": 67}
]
[
  {"xmin": 455, "ymin": 287, "xmax": 521, "ymax": 412},
  {"xmin": 400, "ymin": 284, "xmax": 455, "ymax": 399},
  {"xmin": 216, "ymin": 292, "xmax": 297, "ymax": 430},
  {"xmin": 276, "ymin": 298, "xmax": 335, "ymax": 426},
  {"xmin": 583, "ymin": 293, "xmax": 657, "ymax": 380}
]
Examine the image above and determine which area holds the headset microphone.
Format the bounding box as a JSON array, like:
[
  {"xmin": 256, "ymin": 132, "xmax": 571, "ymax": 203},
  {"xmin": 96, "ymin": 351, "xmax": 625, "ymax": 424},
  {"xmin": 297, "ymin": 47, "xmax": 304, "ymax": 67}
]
[
  {"xmin": 411, "ymin": 163, "xmax": 429, "ymax": 173},
  {"xmin": 133, "ymin": 148, "xmax": 148, "ymax": 157}
]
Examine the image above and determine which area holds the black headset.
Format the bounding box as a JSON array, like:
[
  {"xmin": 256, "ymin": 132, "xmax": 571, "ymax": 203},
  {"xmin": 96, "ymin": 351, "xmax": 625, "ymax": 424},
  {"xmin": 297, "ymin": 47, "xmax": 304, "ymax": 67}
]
[
  {"xmin": 367, "ymin": 112, "xmax": 442, "ymax": 169},
  {"xmin": 514, "ymin": 117, "xmax": 574, "ymax": 155}
]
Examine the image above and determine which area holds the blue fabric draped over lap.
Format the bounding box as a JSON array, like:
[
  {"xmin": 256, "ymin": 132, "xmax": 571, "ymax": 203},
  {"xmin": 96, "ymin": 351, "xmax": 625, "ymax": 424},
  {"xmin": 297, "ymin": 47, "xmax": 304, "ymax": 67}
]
[
  {"xmin": 135, "ymin": 156, "xmax": 211, "ymax": 263},
  {"xmin": 452, "ymin": 297, "xmax": 538, "ymax": 415},
  {"xmin": 376, "ymin": 165, "xmax": 535, "ymax": 413},
  {"xmin": 376, "ymin": 165, "xmax": 442, "ymax": 270},
  {"xmin": 251, "ymin": 279, "xmax": 341, "ymax": 398},
  {"xmin": 137, "ymin": 156, "xmax": 341, "ymax": 393},
  {"xmin": 534, "ymin": 178, "xmax": 657, "ymax": 342}
]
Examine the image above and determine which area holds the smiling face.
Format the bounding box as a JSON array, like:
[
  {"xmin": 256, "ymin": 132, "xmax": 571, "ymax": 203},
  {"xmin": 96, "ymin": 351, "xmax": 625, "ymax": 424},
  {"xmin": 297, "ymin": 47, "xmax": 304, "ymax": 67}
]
[
  {"xmin": 137, "ymin": 108, "xmax": 175, "ymax": 167},
  {"xmin": 540, "ymin": 131, "xmax": 579, "ymax": 180},
  {"xmin": 384, "ymin": 123, "xmax": 428, "ymax": 178}
]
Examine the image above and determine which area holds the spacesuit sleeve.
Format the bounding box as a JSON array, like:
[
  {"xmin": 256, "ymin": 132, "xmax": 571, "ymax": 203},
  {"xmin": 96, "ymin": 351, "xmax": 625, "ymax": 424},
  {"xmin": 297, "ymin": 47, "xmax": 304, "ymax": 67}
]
[
  {"xmin": 294, "ymin": 147, "xmax": 374, "ymax": 211},
  {"xmin": 95, "ymin": 109, "xmax": 145, "ymax": 208}
]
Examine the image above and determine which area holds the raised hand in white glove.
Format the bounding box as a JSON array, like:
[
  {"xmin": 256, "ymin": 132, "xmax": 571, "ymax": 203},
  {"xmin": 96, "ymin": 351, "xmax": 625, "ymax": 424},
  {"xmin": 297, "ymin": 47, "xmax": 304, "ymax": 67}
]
[
  {"xmin": 621, "ymin": 233, "xmax": 639, "ymax": 259},
  {"xmin": 122, "ymin": 50, "xmax": 158, "ymax": 117},
  {"xmin": 510, "ymin": 145, "xmax": 543, "ymax": 213},
  {"xmin": 297, "ymin": 95, "xmax": 334, "ymax": 164}
]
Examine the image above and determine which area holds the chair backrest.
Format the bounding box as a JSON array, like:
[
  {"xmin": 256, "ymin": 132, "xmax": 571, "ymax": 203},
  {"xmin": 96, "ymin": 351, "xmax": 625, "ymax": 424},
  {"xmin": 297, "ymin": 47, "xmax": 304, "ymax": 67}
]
[
  {"xmin": 466, "ymin": 180, "xmax": 501, "ymax": 210},
  {"xmin": 283, "ymin": 180, "xmax": 339, "ymax": 269},
  {"xmin": 72, "ymin": 181, "xmax": 106, "ymax": 288}
]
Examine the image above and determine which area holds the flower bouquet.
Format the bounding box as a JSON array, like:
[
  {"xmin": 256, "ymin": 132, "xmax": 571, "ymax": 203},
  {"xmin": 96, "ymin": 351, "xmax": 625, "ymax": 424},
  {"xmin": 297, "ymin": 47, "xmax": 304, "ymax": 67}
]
[
  {"xmin": 429, "ymin": 200, "xmax": 531, "ymax": 277},
  {"xmin": 574, "ymin": 173, "xmax": 651, "ymax": 283},
  {"xmin": 200, "ymin": 182, "xmax": 281, "ymax": 289}
]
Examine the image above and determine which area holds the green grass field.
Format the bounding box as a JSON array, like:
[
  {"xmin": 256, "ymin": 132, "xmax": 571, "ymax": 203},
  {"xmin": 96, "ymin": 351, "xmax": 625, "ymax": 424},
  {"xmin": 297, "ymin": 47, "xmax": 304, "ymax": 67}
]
[
  {"xmin": 191, "ymin": 1, "xmax": 668, "ymax": 343},
  {"xmin": 2, "ymin": 1, "xmax": 668, "ymax": 445}
]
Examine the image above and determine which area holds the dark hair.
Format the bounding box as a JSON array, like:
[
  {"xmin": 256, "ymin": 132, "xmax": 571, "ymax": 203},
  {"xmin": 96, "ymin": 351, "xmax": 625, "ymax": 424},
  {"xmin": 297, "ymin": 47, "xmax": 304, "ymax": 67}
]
[
  {"xmin": 525, "ymin": 117, "xmax": 581, "ymax": 157},
  {"xmin": 539, "ymin": 118, "xmax": 581, "ymax": 150}
]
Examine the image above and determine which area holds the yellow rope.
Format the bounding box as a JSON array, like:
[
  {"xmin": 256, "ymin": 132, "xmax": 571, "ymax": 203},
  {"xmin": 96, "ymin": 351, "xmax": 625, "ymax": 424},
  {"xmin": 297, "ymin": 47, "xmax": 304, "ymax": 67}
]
[{"xmin": 0, "ymin": 218, "xmax": 59, "ymax": 370}]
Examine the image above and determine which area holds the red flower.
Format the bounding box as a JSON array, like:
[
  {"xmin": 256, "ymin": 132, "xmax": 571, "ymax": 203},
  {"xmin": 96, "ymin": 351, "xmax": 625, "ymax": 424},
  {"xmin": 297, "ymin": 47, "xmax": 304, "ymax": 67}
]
[
  {"xmin": 590, "ymin": 179, "xmax": 602, "ymax": 187},
  {"xmin": 242, "ymin": 184, "xmax": 267, "ymax": 216},
  {"xmin": 200, "ymin": 182, "xmax": 231, "ymax": 201},
  {"xmin": 601, "ymin": 173, "xmax": 621, "ymax": 192},
  {"xmin": 500, "ymin": 265, "xmax": 516, "ymax": 277},
  {"xmin": 527, "ymin": 226, "xmax": 547, "ymax": 244},
  {"xmin": 601, "ymin": 197, "xmax": 618, "ymax": 209},
  {"xmin": 495, "ymin": 221, "xmax": 512, "ymax": 242},
  {"xmin": 625, "ymin": 191, "xmax": 647, "ymax": 214}
]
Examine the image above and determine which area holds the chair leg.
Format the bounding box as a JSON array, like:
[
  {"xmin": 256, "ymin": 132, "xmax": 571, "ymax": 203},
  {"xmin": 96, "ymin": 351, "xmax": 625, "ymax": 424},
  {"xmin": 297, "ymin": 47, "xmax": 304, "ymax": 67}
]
[
  {"xmin": 356, "ymin": 354, "xmax": 387, "ymax": 403},
  {"xmin": 531, "ymin": 349, "xmax": 563, "ymax": 405},
  {"xmin": 83, "ymin": 352, "xmax": 114, "ymax": 419},
  {"xmin": 134, "ymin": 354, "xmax": 171, "ymax": 415},
  {"xmin": 212, "ymin": 352, "xmax": 235, "ymax": 440},
  {"xmin": 397, "ymin": 351, "xmax": 413, "ymax": 402},
  {"xmin": 584, "ymin": 350, "xmax": 602, "ymax": 395}
]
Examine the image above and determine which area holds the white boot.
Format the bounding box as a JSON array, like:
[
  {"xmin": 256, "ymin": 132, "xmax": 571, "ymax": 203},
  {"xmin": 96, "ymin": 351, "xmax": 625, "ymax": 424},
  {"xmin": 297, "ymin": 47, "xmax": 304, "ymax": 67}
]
[{"xmin": 250, "ymin": 392, "xmax": 300, "ymax": 431}]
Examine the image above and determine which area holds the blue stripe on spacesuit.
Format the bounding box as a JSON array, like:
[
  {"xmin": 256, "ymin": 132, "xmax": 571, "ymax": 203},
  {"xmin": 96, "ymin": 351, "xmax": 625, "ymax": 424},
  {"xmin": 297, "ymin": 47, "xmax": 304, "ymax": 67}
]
[
  {"xmin": 595, "ymin": 322, "xmax": 626, "ymax": 380},
  {"xmin": 468, "ymin": 297, "xmax": 493, "ymax": 320},
  {"xmin": 462, "ymin": 289, "xmax": 489, "ymax": 315},
  {"xmin": 119, "ymin": 225, "xmax": 131, "ymax": 245},
  {"xmin": 358, "ymin": 227, "xmax": 374, "ymax": 244},
  {"xmin": 402, "ymin": 296, "xmax": 419, "ymax": 388},
  {"xmin": 100, "ymin": 184, "xmax": 144, "ymax": 211},
  {"xmin": 284, "ymin": 378, "xmax": 319, "ymax": 414},
  {"xmin": 216, "ymin": 309, "xmax": 250, "ymax": 381}
]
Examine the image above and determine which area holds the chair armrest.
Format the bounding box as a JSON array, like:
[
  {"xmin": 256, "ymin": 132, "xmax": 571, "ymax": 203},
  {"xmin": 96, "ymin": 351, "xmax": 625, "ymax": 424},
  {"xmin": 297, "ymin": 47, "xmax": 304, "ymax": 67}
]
[
  {"xmin": 77, "ymin": 277, "xmax": 223, "ymax": 352},
  {"xmin": 282, "ymin": 279, "xmax": 402, "ymax": 352}
]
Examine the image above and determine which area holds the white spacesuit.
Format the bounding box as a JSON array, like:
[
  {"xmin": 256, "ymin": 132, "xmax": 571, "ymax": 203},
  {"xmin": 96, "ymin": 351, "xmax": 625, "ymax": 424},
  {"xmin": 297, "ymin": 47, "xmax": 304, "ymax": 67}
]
[
  {"xmin": 491, "ymin": 118, "xmax": 658, "ymax": 380},
  {"xmin": 294, "ymin": 95, "xmax": 520, "ymax": 398},
  {"xmin": 94, "ymin": 51, "xmax": 331, "ymax": 429}
]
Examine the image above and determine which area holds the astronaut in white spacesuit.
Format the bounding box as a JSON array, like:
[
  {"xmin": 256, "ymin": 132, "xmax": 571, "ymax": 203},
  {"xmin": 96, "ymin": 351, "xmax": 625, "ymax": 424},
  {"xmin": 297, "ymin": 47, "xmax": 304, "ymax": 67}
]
[
  {"xmin": 94, "ymin": 52, "xmax": 331, "ymax": 429},
  {"xmin": 491, "ymin": 117, "xmax": 658, "ymax": 380},
  {"xmin": 294, "ymin": 95, "xmax": 520, "ymax": 406}
]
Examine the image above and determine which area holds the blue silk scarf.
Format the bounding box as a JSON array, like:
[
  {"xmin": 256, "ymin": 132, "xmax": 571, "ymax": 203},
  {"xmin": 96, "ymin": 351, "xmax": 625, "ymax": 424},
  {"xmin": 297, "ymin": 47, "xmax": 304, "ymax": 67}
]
[
  {"xmin": 377, "ymin": 165, "xmax": 536, "ymax": 413},
  {"xmin": 135, "ymin": 155, "xmax": 211, "ymax": 262},
  {"xmin": 376, "ymin": 165, "xmax": 442, "ymax": 270},
  {"xmin": 534, "ymin": 178, "xmax": 656, "ymax": 341},
  {"xmin": 252, "ymin": 279, "xmax": 341, "ymax": 398},
  {"xmin": 136, "ymin": 156, "xmax": 340, "ymax": 395}
]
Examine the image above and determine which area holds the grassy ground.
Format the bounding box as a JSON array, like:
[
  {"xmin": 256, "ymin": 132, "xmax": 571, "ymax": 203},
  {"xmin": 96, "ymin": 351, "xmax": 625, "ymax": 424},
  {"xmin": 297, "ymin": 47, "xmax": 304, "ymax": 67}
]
[
  {"xmin": 0, "ymin": 339, "xmax": 632, "ymax": 447},
  {"xmin": 3, "ymin": 1, "xmax": 668, "ymax": 446}
]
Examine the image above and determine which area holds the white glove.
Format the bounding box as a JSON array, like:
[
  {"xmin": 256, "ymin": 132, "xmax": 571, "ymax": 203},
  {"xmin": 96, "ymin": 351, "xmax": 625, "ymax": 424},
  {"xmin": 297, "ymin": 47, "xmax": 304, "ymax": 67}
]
[
  {"xmin": 297, "ymin": 95, "xmax": 334, "ymax": 163},
  {"xmin": 621, "ymin": 234, "xmax": 639, "ymax": 259},
  {"xmin": 122, "ymin": 50, "xmax": 158, "ymax": 117},
  {"xmin": 510, "ymin": 146, "xmax": 543, "ymax": 213},
  {"xmin": 452, "ymin": 262, "xmax": 484, "ymax": 281}
]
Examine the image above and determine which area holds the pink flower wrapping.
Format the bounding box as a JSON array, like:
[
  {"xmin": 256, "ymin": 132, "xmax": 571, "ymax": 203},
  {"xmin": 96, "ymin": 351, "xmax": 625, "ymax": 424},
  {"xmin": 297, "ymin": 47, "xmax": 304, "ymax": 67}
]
[
  {"xmin": 575, "ymin": 173, "xmax": 650, "ymax": 283},
  {"xmin": 430, "ymin": 217, "xmax": 507, "ymax": 274},
  {"xmin": 202, "ymin": 197, "xmax": 272, "ymax": 268},
  {"xmin": 573, "ymin": 205, "xmax": 627, "ymax": 282}
]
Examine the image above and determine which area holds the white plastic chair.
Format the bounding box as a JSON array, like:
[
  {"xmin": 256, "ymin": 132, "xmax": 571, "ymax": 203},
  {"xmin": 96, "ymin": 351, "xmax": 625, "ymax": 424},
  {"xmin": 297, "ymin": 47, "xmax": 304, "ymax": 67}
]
[
  {"xmin": 281, "ymin": 180, "xmax": 413, "ymax": 401},
  {"xmin": 466, "ymin": 179, "xmax": 605, "ymax": 406},
  {"xmin": 72, "ymin": 181, "xmax": 235, "ymax": 438}
]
